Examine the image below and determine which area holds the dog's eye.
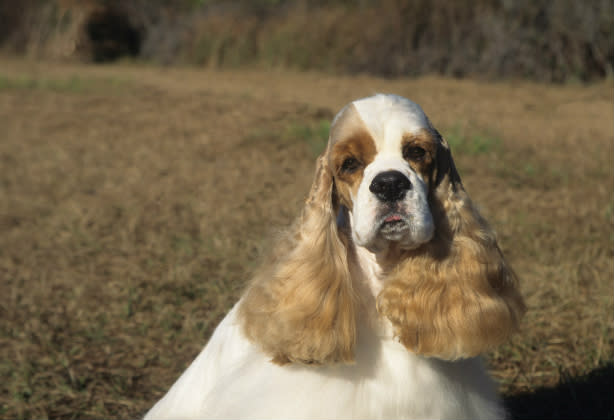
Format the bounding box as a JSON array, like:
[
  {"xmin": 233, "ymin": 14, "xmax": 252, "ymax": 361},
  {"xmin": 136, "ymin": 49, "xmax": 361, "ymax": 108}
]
[
  {"xmin": 341, "ymin": 157, "xmax": 361, "ymax": 174},
  {"xmin": 403, "ymin": 146, "xmax": 426, "ymax": 161}
]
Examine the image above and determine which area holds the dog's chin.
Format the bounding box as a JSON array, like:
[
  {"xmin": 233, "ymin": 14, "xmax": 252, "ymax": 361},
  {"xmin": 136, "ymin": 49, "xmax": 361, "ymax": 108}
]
[
  {"xmin": 353, "ymin": 207, "xmax": 435, "ymax": 253},
  {"xmin": 378, "ymin": 219, "xmax": 410, "ymax": 242},
  {"xmin": 370, "ymin": 212, "xmax": 433, "ymax": 251}
]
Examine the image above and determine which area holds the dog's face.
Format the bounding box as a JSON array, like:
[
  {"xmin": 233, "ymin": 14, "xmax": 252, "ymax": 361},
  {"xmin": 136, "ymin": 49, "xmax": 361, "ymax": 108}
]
[
  {"xmin": 329, "ymin": 94, "xmax": 439, "ymax": 252},
  {"xmin": 240, "ymin": 95, "xmax": 525, "ymax": 364}
]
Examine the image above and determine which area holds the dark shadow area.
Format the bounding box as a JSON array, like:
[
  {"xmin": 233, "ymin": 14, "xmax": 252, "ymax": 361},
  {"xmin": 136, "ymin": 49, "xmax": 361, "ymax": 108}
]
[
  {"xmin": 85, "ymin": 7, "xmax": 142, "ymax": 62},
  {"xmin": 505, "ymin": 363, "xmax": 614, "ymax": 419}
]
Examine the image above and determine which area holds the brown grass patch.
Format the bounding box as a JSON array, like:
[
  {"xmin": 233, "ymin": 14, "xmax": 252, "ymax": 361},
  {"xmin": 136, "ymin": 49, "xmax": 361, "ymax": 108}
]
[{"xmin": 0, "ymin": 58, "xmax": 612, "ymax": 418}]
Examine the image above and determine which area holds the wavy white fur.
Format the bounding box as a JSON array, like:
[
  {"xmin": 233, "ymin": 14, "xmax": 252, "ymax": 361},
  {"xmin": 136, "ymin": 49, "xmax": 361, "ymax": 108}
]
[{"xmin": 145, "ymin": 304, "xmax": 504, "ymax": 419}]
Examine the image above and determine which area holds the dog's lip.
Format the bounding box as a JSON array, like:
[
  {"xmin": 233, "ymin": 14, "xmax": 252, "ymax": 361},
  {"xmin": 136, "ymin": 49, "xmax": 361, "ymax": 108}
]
[
  {"xmin": 383, "ymin": 214, "xmax": 403, "ymax": 223},
  {"xmin": 377, "ymin": 211, "xmax": 410, "ymax": 229}
]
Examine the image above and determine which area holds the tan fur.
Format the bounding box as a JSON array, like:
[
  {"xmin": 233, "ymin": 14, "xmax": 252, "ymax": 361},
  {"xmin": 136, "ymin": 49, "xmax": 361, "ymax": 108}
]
[
  {"xmin": 328, "ymin": 103, "xmax": 378, "ymax": 210},
  {"xmin": 331, "ymin": 130, "xmax": 377, "ymax": 209},
  {"xmin": 238, "ymin": 149, "xmax": 358, "ymax": 365},
  {"xmin": 238, "ymin": 105, "xmax": 525, "ymax": 365},
  {"xmin": 376, "ymin": 135, "xmax": 526, "ymax": 359},
  {"xmin": 401, "ymin": 130, "xmax": 437, "ymax": 177}
]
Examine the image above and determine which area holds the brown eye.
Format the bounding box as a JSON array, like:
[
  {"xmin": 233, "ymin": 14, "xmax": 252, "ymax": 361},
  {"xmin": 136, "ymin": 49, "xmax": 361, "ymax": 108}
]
[
  {"xmin": 403, "ymin": 145, "xmax": 426, "ymax": 161},
  {"xmin": 341, "ymin": 157, "xmax": 361, "ymax": 174}
]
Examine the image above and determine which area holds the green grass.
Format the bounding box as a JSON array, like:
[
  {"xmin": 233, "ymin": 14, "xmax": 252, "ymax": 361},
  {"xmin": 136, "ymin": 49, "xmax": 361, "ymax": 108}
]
[
  {"xmin": 605, "ymin": 202, "xmax": 614, "ymax": 222},
  {"xmin": 443, "ymin": 123, "xmax": 502, "ymax": 156},
  {"xmin": 241, "ymin": 118, "xmax": 330, "ymax": 158},
  {"xmin": 286, "ymin": 119, "xmax": 330, "ymax": 157},
  {"xmin": 0, "ymin": 74, "xmax": 127, "ymax": 93}
]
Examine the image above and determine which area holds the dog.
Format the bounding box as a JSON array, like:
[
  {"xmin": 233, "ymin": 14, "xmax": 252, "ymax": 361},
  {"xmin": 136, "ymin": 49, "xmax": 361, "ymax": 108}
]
[{"xmin": 145, "ymin": 94, "xmax": 525, "ymax": 419}]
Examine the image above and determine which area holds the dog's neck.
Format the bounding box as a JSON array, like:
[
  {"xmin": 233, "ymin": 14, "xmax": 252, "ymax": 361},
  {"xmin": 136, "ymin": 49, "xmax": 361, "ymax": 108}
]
[
  {"xmin": 342, "ymin": 207, "xmax": 406, "ymax": 301},
  {"xmin": 351, "ymin": 243, "xmax": 402, "ymax": 338},
  {"xmin": 354, "ymin": 245, "xmax": 385, "ymax": 297},
  {"xmin": 342, "ymin": 206, "xmax": 408, "ymax": 334}
]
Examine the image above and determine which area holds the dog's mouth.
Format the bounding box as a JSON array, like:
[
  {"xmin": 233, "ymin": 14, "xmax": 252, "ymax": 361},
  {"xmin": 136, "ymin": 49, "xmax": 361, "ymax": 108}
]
[{"xmin": 378, "ymin": 212, "xmax": 410, "ymax": 237}]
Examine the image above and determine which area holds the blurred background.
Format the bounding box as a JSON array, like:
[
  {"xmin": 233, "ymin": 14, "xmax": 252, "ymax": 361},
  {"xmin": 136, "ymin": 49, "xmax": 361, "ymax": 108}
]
[
  {"xmin": 0, "ymin": 1, "xmax": 612, "ymax": 419},
  {"xmin": 1, "ymin": 0, "xmax": 613, "ymax": 81}
]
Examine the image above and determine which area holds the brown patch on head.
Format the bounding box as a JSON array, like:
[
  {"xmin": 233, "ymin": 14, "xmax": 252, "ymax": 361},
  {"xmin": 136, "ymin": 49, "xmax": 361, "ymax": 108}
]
[
  {"xmin": 401, "ymin": 128, "xmax": 438, "ymax": 187},
  {"xmin": 328, "ymin": 104, "xmax": 377, "ymax": 209}
]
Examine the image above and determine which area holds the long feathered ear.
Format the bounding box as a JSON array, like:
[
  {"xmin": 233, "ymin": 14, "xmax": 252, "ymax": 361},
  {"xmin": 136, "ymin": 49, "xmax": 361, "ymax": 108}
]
[
  {"xmin": 377, "ymin": 132, "xmax": 526, "ymax": 360},
  {"xmin": 237, "ymin": 148, "xmax": 356, "ymax": 365}
]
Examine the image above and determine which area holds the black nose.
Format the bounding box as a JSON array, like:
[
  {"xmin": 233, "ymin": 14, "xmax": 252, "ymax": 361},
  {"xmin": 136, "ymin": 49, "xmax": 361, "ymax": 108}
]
[{"xmin": 369, "ymin": 170, "xmax": 412, "ymax": 202}]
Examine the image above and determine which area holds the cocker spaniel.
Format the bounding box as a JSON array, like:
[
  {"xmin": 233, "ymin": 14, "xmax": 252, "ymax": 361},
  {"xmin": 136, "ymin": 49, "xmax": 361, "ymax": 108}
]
[{"xmin": 145, "ymin": 94, "xmax": 525, "ymax": 419}]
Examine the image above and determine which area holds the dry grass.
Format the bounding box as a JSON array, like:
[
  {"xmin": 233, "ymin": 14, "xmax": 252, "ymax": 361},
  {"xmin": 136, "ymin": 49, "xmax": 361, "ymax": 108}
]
[{"xmin": 0, "ymin": 57, "xmax": 612, "ymax": 419}]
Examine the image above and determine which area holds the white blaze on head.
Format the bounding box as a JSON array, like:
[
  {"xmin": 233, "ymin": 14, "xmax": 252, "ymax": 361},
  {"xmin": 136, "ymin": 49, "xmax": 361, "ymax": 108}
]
[
  {"xmin": 342, "ymin": 94, "xmax": 435, "ymax": 252},
  {"xmin": 352, "ymin": 94, "xmax": 431, "ymax": 154}
]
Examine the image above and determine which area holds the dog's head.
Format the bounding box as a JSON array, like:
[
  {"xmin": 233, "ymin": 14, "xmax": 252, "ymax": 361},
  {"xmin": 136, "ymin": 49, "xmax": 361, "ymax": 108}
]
[
  {"xmin": 329, "ymin": 94, "xmax": 447, "ymax": 253},
  {"xmin": 240, "ymin": 94, "xmax": 525, "ymax": 364}
]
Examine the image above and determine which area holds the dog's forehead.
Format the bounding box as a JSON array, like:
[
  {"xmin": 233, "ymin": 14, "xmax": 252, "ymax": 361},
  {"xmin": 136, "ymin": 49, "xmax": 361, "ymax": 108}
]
[{"xmin": 329, "ymin": 94, "xmax": 431, "ymax": 151}]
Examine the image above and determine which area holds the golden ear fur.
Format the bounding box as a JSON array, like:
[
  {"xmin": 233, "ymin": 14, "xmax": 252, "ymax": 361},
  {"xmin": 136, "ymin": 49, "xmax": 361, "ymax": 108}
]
[
  {"xmin": 377, "ymin": 135, "xmax": 526, "ymax": 360},
  {"xmin": 238, "ymin": 151, "xmax": 356, "ymax": 365}
]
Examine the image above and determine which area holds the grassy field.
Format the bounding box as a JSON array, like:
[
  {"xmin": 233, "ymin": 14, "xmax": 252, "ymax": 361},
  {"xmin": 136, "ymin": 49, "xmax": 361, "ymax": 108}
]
[{"xmin": 0, "ymin": 57, "xmax": 612, "ymax": 419}]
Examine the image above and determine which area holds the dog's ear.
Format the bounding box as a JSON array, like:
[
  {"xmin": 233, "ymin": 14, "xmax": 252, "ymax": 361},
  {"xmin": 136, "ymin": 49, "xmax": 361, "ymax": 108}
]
[
  {"xmin": 238, "ymin": 149, "xmax": 356, "ymax": 365},
  {"xmin": 377, "ymin": 132, "xmax": 526, "ymax": 360}
]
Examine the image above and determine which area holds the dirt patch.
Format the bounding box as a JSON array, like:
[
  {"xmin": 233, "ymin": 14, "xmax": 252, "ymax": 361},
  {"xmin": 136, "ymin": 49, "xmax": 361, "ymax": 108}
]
[{"xmin": 0, "ymin": 59, "xmax": 612, "ymax": 418}]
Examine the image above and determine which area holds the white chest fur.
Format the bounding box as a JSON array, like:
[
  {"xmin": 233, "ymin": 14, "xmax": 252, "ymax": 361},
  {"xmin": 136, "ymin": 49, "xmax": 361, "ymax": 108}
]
[{"xmin": 145, "ymin": 301, "xmax": 505, "ymax": 420}]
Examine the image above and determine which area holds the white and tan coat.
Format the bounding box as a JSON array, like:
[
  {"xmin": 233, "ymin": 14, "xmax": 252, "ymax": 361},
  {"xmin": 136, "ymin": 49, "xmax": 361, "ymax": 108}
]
[{"xmin": 145, "ymin": 94, "xmax": 525, "ymax": 420}]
